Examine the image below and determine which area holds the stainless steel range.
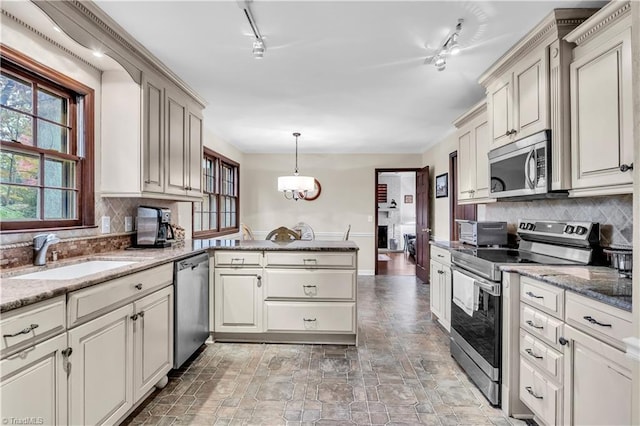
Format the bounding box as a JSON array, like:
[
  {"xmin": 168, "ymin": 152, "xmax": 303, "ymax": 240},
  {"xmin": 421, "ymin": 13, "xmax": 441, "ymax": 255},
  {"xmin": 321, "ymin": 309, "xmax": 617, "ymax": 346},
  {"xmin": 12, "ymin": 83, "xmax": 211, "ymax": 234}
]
[{"xmin": 449, "ymin": 219, "xmax": 600, "ymax": 406}]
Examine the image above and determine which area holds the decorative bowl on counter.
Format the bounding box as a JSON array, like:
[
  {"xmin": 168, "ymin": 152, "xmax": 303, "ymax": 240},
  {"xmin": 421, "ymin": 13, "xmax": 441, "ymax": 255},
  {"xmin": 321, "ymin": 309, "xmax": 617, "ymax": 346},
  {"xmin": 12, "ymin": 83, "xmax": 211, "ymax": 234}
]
[{"xmin": 603, "ymin": 248, "xmax": 632, "ymax": 278}]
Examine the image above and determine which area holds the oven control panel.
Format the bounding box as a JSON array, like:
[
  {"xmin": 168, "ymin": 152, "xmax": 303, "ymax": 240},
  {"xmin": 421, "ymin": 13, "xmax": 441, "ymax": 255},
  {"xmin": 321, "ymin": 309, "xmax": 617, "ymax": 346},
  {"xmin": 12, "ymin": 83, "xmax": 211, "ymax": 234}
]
[{"xmin": 517, "ymin": 220, "xmax": 599, "ymax": 246}]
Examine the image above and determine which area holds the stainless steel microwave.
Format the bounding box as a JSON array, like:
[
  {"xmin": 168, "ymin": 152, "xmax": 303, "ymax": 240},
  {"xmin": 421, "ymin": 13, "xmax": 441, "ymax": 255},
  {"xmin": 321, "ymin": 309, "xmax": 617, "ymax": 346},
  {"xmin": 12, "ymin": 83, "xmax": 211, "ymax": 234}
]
[{"xmin": 488, "ymin": 130, "xmax": 551, "ymax": 199}]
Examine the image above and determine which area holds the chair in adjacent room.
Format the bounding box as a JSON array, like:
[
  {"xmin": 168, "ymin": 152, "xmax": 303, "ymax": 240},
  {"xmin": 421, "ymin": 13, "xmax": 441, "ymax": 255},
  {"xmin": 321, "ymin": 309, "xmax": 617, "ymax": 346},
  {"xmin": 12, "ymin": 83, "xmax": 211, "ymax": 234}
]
[
  {"xmin": 266, "ymin": 226, "xmax": 300, "ymax": 242},
  {"xmin": 292, "ymin": 222, "xmax": 315, "ymax": 240}
]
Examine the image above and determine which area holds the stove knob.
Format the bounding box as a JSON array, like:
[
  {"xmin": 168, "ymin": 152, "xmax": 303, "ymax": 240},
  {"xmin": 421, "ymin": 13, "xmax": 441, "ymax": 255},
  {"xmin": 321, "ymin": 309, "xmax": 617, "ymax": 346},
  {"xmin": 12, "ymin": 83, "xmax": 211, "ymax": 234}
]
[
  {"xmin": 575, "ymin": 226, "xmax": 587, "ymax": 235},
  {"xmin": 526, "ymin": 223, "xmax": 535, "ymax": 231},
  {"xmin": 519, "ymin": 223, "xmax": 527, "ymax": 230},
  {"xmin": 564, "ymin": 225, "xmax": 575, "ymax": 234}
]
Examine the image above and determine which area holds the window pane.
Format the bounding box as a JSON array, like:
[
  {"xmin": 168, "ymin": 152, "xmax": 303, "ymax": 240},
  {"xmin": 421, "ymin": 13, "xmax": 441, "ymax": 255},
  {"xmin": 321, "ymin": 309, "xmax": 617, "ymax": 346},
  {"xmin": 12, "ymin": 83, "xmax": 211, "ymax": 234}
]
[
  {"xmin": 0, "ymin": 73, "xmax": 33, "ymax": 113},
  {"xmin": 193, "ymin": 210, "xmax": 201, "ymax": 232},
  {"xmin": 44, "ymin": 158, "xmax": 75, "ymax": 188},
  {"xmin": 0, "ymin": 107, "xmax": 33, "ymax": 145},
  {"xmin": 43, "ymin": 188, "xmax": 76, "ymax": 219},
  {"xmin": 0, "ymin": 185, "xmax": 38, "ymax": 220},
  {"xmin": 0, "ymin": 151, "xmax": 39, "ymax": 185},
  {"xmin": 230, "ymin": 198, "xmax": 237, "ymax": 227},
  {"xmin": 37, "ymin": 89, "xmax": 67, "ymax": 125},
  {"xmin": 37, "ymin": 119, "xmax": 69, "ymax": 153},
  {"xmin": 209, "ymin": 194, "xmax": 217, "ymax": 230}
]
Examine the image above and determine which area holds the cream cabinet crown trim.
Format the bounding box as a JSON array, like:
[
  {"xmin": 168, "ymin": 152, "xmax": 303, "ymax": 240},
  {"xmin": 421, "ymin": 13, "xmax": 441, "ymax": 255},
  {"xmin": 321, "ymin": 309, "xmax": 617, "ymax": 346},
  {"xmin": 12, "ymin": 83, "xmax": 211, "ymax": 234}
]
[
  {"xmin": 453, "ymin": 100, "xmax": 487, "ymax": 129},
  {"xmin": 564, "ymin": 1, "xmax": 631, "ymax": 45},
  {"xmin": 478, "ymin": 9, "xmax": 596, "ymax": 87},
  {"xmin": 32, "ymin": 0, "xmax": 207, "ymax": 108}
]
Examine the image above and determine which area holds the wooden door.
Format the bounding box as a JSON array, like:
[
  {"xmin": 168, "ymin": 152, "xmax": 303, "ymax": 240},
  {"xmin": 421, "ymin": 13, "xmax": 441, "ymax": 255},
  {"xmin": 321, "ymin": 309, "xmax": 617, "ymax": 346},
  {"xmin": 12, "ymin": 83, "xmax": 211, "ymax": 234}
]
[
  {"xmin": 69, "ymin": 304, "xmax": 134, "ymax": 425},
  {"xmin": 133, "ymin": 287, "xmax": 173, "ymax": 401},
  {"xmin": 0, "ymin": 333, "xmax": 68, "ymax": 425},
  {"xmin": 415, "ymin": 166, "xmax": 430, "ymax": 283},
  {"xmin": 214, "ymin": 268, "xmax": 263, "ymax": 333}
]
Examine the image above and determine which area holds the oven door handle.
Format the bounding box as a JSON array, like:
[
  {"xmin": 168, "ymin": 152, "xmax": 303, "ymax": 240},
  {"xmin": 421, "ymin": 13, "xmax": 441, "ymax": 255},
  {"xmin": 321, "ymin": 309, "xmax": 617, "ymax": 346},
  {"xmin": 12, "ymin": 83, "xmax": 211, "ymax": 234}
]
[{"xmin": 451, "ymin": 266, "xmax": 501, "ymax": 296}]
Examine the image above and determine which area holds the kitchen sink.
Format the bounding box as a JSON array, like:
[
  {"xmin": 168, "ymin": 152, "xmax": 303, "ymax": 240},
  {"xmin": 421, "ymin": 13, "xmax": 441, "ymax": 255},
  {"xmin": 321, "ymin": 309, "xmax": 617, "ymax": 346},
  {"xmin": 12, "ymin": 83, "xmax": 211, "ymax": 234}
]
[{"xmin": 9, "ymin": 260, "xmax": 138, "ymax": 280}]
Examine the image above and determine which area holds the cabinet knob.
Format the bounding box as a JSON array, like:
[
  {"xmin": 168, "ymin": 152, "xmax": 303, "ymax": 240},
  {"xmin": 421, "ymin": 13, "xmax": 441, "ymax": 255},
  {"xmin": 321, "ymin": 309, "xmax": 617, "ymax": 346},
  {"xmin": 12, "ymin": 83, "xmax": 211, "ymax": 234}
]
[
  {"xmin": 135, "ymin": 283, "xmax": 143, "ymax": 290},
  {"xmin": 138, "ymin": 311, "xmax": 145, "ymax": 318},
  {"xmin": 131, "ymin": 314, "xmax": 139, "ymax": 321},
  {"xmin": 257, "ymin": 275, "xmax": 262, "ymax": 287},
  {"xmin": 559, "ymin": 337, "xmax": 568, "ymax": 346},
  {"xmin": 619, "ymin": 163, "xmax": 633, "ymax": 172},
  {"xmin": 509, "ymin": 129, "xmax": 517, "ymax": 136}
]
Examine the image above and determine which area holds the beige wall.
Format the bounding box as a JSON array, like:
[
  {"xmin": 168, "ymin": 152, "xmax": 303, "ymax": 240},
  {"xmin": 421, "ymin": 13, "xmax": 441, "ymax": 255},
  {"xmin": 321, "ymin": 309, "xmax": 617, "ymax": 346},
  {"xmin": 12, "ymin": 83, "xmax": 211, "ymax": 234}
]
[
  {"xmin": 421, "ymin": 132, "xmax": 458, "ymax": 241},
  {"xmin": 241, "ymin": 153, "xmax": 422, "ymax": 274}
]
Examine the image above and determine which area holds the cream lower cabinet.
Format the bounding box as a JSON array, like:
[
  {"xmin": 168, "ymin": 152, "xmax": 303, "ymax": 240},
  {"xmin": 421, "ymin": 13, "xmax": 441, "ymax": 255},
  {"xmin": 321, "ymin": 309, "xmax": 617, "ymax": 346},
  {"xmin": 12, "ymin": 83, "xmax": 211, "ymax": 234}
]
[
  {"xmin": 429, "ymin": 246, "xmax": 451, "ymax": 332},
  {"xmin": 566, "ymin": 1, "xmax": 633, "ymax": 196},
  {"xmin": 214, "ymin": 268, "xmax": 264, "ymax": 333},
  {"xmin": 454, "ymin": 102, "xmax": 491, "ymax": 203},
  {"xmin": 1, "ymin": 333, "xmax": 68, "ymax": 425},
  {"xmin": 517, "ymin": 275, "xmax": 633, "ymax": 426}
]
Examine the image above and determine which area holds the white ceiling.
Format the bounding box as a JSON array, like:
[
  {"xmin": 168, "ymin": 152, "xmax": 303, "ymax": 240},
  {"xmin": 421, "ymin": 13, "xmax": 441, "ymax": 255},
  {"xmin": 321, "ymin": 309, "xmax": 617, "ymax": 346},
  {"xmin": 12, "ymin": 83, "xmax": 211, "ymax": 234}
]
[{"xmin": 42, "ymin": 1, "xmax": 611, "ymax": 154}]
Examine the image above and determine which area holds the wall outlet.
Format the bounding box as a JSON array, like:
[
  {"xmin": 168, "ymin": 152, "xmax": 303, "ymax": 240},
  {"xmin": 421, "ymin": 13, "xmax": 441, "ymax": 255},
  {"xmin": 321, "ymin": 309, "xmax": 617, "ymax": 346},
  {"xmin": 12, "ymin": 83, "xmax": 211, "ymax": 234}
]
[
  {"xmin": 367, "ymin": 215, "xmax": 373, "ymax": 223},
  {"xmin": 124, "ymin": 216, "xmax": 133, "ymax": 232},
  {"xmin": 101, "ymin": 216, "xmax": 111, "ymax": 234}
]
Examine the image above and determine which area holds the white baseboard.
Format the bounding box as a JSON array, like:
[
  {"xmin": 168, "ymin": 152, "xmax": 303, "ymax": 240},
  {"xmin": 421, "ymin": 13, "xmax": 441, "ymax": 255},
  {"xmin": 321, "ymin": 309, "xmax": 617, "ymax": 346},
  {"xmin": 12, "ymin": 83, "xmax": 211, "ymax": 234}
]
[{"xmin": 358, "ymin": 270, "xmax": 375, "ymax": 276}]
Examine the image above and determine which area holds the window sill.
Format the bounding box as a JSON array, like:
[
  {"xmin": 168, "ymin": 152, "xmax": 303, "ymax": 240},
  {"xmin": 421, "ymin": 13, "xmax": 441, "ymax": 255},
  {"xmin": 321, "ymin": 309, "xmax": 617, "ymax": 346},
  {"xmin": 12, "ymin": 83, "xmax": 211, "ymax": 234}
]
[
  {"xmin": 0, "ymin": 225, "xmax": 98, "ymax": 235},
  {"xmin": 194, "ymin": 228, "xmax": 240, "ymax": 239}
]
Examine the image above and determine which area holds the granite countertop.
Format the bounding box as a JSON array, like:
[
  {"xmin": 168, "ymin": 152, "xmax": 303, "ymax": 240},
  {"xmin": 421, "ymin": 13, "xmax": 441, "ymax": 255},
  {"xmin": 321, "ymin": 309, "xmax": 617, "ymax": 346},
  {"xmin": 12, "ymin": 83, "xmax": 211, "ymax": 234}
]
[
  {"xmin": 429, "ymin": 240, "xmax": 471, "ymax": 250},
  {"xmin": 500, "ymin": 265, "xmax": 632, "ymax": 312},
  {"xmin": 0, "ymin": 239, "xmax": 359, "ymax": 313}
]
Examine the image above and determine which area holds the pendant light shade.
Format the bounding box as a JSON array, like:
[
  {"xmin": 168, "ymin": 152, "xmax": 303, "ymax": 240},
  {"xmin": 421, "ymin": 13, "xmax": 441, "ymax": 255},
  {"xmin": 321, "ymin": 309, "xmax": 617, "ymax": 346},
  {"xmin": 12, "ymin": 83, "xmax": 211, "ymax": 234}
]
[{"xmin": 278, "ymin": 132, "xmax": 316, "ymax": 200}]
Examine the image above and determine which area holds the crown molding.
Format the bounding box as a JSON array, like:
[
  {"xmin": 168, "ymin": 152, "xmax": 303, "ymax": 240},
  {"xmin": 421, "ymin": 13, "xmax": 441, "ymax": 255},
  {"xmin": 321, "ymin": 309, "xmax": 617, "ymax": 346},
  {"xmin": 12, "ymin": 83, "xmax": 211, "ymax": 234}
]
[
  {"xmin": 478, "ymin": 8, "xmax": 598, "ymax": 88},
  {"xmin": 453, "ymin": 100, "xmax": 487, "ymax": 129},
  {"xmin": 564, "ymin": 1, "xmax": 631, "ymax": 45},
  {"xmin": 32, "ymin": 0, "xmax": 207, "ymax": 108}
]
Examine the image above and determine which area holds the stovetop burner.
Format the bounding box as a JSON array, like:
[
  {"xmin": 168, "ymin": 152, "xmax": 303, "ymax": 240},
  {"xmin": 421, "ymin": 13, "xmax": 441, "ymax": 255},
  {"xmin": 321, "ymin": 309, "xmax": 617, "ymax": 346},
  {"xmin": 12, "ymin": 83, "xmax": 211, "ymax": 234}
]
[{"xmin": 456, "ymin": 248, "xmax": 580, "ymax": 265}]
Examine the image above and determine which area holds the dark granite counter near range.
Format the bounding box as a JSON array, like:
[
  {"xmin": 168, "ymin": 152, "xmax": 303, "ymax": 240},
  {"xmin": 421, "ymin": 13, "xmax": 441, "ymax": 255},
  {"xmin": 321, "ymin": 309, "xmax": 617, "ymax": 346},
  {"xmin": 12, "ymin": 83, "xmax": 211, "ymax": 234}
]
[
  {"xmin": 0, "ymin": 239, "xmax": 359, "ymax": 313},
  {"xmin": 429, "ymin": 240, "xmax": 471, "ymax": 250},
  {"xmin": 501, "ymin": 265, "xmax": 632, "ymax": 312}
]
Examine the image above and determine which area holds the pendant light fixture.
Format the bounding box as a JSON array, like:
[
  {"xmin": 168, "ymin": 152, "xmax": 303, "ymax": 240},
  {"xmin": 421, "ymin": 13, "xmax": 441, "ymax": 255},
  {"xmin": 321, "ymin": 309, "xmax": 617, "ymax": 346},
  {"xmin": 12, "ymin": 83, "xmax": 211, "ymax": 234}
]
[{"xmin": 278, "ymin": 132, "xmax": 315, "ymax": 200}]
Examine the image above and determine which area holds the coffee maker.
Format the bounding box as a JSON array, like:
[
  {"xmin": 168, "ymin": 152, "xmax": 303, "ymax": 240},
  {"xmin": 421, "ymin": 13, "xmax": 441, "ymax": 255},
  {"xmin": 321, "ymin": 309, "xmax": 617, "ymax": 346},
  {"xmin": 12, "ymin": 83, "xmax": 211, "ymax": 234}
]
[{"xmin": 135, "ymin": 206, "xmax": 175, "ymax": 248}]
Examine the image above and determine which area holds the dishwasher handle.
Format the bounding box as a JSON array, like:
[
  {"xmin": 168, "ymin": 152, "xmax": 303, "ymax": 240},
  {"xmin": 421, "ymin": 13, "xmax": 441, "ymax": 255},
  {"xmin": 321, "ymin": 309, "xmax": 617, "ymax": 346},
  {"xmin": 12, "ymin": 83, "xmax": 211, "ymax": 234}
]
[{"xmin": 176, "ymin": 253, "xmax": 209, "ymax": 272}]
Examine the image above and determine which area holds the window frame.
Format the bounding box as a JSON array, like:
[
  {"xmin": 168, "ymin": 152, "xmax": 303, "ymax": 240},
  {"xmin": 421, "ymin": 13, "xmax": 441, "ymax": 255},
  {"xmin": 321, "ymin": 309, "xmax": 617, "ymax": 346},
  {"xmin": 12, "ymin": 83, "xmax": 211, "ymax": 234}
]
[
  {"xmin": 0, "ymin": 44, "xmax": 95, "ymax": 232},
  {"xmin": 192, "ymin": 147, "xmax": 239, "ymax": 239}
]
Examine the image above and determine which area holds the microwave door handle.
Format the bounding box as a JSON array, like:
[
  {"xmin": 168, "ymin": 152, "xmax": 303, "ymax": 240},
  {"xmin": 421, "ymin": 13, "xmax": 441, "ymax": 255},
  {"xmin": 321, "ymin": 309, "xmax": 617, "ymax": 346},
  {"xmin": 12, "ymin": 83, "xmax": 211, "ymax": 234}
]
[{"xmin": 524, "ymin": 148, "xmax": 535, "ymax": 189}]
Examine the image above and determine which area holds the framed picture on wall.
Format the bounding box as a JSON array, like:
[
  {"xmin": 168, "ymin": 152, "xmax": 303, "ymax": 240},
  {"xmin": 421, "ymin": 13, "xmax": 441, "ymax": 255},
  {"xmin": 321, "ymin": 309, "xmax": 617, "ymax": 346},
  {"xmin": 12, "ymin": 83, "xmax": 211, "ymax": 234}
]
[
  {"xmin": 435, "ymin": 173, "xmax": 448, "ymax": 198},
  {"xmin": 377, "ymin": 184, "xmax": 388, "ymax": 203}
]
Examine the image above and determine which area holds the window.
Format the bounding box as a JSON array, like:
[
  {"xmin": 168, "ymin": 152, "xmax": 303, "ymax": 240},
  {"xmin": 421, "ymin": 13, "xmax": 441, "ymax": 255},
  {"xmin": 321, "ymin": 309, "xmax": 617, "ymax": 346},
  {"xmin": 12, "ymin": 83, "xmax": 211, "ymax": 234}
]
[
  {"xmin": 0, "ymin": 46, "xmax": 94, "ymax": 231},
  {"xmin": 193, "ymin": 148, "xmax": 239, "ymax": 238}
]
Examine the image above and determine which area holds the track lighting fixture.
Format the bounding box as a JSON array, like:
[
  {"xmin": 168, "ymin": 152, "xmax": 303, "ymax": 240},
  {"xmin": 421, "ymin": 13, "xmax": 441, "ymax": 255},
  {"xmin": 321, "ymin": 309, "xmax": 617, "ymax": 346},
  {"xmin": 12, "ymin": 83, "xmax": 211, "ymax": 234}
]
[
  {"xmin": 238, "ymin": 0, "xmax": 266, "ymax": 59},
  {"xmin": 252, "ymin": 38, "xmax": 265, "ymax": 59},
  {"xmin": 425, "ymin": 18, "xmax": 464, "ymax": 71}
]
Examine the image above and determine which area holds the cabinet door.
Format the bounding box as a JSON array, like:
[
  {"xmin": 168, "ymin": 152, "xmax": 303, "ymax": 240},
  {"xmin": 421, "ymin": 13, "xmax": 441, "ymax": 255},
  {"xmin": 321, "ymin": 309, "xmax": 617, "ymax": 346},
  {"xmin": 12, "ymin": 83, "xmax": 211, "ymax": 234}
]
[
  {"xmin": 133, "ymin": 286, "xmax": 173, "ymax": 401},
  {"xmin": 186, "ymin": 110, "xmax": 203, "ymax": 196},
  {"xmin": 512, "ymin": 50, "xmax": 548, "ymax": 140},
  {"xmin": 457, "ymin": 129, "xmax": 475, "ymax": 201},
  {"xmin": 563, "ymin": 324, "xmax": 632, "ymax": 425},
  {"xmin": 429, "ymin": 260, "xmax": 442, "ymax": 320},
  {"xmin": 570, "ymin": 28, "xmax": 633, "ymax": 190},
  {"xmin": 69, "ymin": 304, "xmax": 134, "ymax": 426},
  {"xmin": 142, "ymin": 74, "xmax": 165, "ymax": 193},
  {"xmin": 487, "ymin": 76, "xmax": 512, "ymax": 148},
  {"xmin": 165, "ymin": 87, "xmax": 188, "ymax": 196},
  {"xmin": 0, "ymin": 333, "xmax": 68, "ymax": 425},
  {"xmin": 214, "ymin": 268, "xmax": 263, "ymax": 333},
  {"xmin": 474, "ymin": 120, "xmax": 490, "ymax": 199}
]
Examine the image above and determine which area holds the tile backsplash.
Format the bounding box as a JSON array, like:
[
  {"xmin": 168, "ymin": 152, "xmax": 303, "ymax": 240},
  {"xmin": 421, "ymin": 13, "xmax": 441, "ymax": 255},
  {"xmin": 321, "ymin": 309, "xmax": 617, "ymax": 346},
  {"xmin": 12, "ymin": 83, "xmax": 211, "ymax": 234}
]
[{"xmin": 479, "ymin": 194, "xmax": 633, "ymax": 249}]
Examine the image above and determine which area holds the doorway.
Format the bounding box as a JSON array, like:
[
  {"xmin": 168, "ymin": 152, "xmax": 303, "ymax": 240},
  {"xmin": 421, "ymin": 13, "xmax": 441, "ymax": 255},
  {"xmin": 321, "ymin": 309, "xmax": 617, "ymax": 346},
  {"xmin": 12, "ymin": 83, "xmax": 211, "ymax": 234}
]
[{"xmin": 374, "ymin": 168, "xmax": 422, "ymax": 276}]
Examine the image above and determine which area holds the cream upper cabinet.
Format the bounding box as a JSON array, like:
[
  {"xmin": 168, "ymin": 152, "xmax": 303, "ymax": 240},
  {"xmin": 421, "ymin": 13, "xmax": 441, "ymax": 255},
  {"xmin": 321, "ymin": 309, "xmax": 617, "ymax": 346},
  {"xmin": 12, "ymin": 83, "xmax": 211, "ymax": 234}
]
[
  {"xmin": 454, "ymin": 102, "xmax": 492, "ymax": 204},
  {"xmin": 565, "ymin": 1, "xmax": 633, "ymax": 196},
  {"xmin": 487, "ymin": 49, "xmax": 547, "ymax": 149},
  {"xmin": 479, "ymin": 9, "xmax": 597, "ymax": 190},
  {"xmin": 142, "ymin": 73, "xmax": 165, "ymax": 194}
]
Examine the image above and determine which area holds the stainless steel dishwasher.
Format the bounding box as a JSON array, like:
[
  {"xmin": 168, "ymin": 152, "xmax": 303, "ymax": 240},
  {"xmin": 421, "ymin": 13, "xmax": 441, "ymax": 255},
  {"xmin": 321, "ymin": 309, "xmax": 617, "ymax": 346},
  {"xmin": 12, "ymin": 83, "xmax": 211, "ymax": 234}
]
[{"xmin": 174, "ymin": 252, "xmax": 210, "ymax": 368}]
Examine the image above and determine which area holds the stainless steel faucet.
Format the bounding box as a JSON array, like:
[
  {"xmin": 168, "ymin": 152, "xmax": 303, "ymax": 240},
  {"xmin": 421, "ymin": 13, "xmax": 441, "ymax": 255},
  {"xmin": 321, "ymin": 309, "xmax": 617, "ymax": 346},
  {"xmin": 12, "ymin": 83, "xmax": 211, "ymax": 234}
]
[{"xmin": 33, "ymin": 234, "xmax": 61, "ymax": 266}]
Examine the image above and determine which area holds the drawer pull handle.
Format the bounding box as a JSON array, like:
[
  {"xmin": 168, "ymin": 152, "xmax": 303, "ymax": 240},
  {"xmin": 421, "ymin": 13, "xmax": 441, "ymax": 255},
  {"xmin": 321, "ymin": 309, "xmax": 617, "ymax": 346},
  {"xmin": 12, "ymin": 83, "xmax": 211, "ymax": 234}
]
[
  {"xmin": 525, "ymin": 386, "xmax": 543, "ymax": 400},
  {"xmin": 303, "ymin": 318, "xmax": 317, "ymax": 322},
  {"xmin": 303, "ymin": 285, "xmax": 317, "ymax": 289},
  {"xmin": 437, "ymin": 254, "xmax": 444, "ymax": 258},
  {"xmin": 3, "ymin": 323, "xmax": 39, "ymax": 338},
  {"xmin": 583, "ymin": 315, "xmax": 611, "ymax": 327},
  {"xmin": 526, "ymin": 291, "xmax": 544, "ymax": 299},
  {"xmin": 526, "ymin": 320, "xmax": 544, "ymax": 330},
  {"xmin": 134, "ymin": 283, "xmax": 143, "ymax": 290},
  {"xmin": 231, "ymin": 258, "xmax": 245, "ymax": 264},
  {"xmin": 303, "ymin": 258, "xmax": 318, "ymax": 263},
  {"xmin": 525, "ymin": 348, "xmax": 543, "ymax": 360}
]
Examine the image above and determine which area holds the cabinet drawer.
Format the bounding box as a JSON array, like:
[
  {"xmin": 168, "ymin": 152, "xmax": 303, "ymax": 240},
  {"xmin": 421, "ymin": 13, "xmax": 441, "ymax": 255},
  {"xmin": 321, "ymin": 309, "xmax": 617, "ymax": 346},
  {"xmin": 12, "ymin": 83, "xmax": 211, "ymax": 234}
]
[
  {"xmin": 430, "ymin": 246, "xmax": 451, "ymax": 266},
  {"xmin": 565, "ymin": 292, "xmax": 632, "ymax": 350},
  {"xmin": 215, "ymin": 251, "xmax": 263, "ymax": 267},
  {"xmin": 520, "ymin": 276, "xmax": 564, "ymax": 319},
  {"xmin": 520, "ymin": 304, "xmax": 563, "ymax": 350},
  {"xmin": 1, "ymin": 297, "xmax": 66, "ymax": 358},
  {"xmin": 519, "ymin": 329, "xmax": 563, "ymax": 383},
  {"xmin": 519, "ymin": 358, "xmax": 562, "ymax": 426},
  {"xmin": 265, "ymin": 270, "xmax": 355, "ymax": 300},
  {"xmin": 265, "ymin": 302, "xmax": 355, "ymax": 333},
  {"xmin": 265, "ymin": 252, "xmax": 355, "ymax": 268},
  {"xmin": 67, "ymin": 263, "xmax": 173, "ymax": 328}
]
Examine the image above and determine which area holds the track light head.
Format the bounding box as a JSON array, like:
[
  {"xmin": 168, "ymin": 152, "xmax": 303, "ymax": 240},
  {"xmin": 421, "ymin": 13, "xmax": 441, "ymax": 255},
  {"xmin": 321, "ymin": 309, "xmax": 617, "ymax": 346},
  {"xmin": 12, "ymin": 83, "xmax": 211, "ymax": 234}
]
[{"xmin": 252, "ymin": 38, "xmax": 265, "ymax": 59}]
